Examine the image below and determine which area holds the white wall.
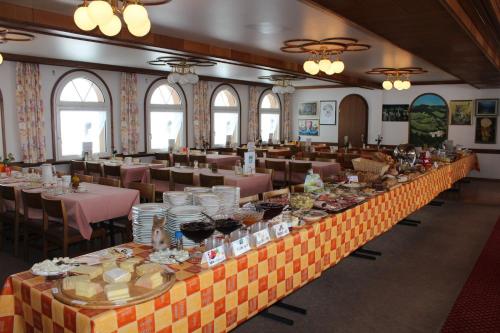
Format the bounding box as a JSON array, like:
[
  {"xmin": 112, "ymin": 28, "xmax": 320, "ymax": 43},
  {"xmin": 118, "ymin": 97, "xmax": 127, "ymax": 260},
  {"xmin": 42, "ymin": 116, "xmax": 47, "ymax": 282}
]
[{"xmin": 292, "ymin": 84, "xmax": 500, "ymax": 179}]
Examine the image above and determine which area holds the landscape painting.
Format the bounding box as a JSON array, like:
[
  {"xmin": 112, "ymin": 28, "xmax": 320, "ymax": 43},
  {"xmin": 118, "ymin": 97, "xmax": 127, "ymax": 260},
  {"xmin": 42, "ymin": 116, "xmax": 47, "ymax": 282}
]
[
  {"xmin": 299, "ymin": 102, "xmax": 318, "ymax": 116},
  {"xmin": 382, "ymin": 104, "xmax": 409, "ymax": 122},
  {"xmin": 476, "ymin": 99, "xmax": 498, "ymax": 116},
  {"xmin": 449, "ymin": 100, "xmax": 473, "ymax": 125},
  {"xmin": 409, "ymin": 93, "xmax": 449, "ymax": 147}
]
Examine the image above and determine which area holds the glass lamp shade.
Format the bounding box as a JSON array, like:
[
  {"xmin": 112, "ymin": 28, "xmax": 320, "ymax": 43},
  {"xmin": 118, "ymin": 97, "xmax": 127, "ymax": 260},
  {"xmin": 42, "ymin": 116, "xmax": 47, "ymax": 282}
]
[
  {"xmin": 0, "ymin": 53, "xmax": 3, "ymax": 65},
  {"xmin": 123, "ymin": 4, "xmax": 149, "ymax": 27},
  {"xmin": 285, "ymin": 85, "xmax": 295, "ymax": 94},
  {"xmin": 128, "ymin": 19, "xmax": 151, "ymax": 37},
  {"xmin": 87, "ymin": 1, "xmax": 114, "ymax": 26},
  {"xmin": 167, "ymin": 72, "xmax": 181, "ymax": 84},
  {"xmin": 186, "ymin": 73, "xmax": 199, "ymax": 84},
  {"xmin": 74, "ymin": 6, "xmax": 97, "ymax": 31},
  {"xmin": 382, "ymin": 80, "xmax": 393, "ymax": 90},
  {"xmin": 394, "ymin": 80, "xmax": 404, "ymax": 90},
  {"xmin": 402, "ymin": 80, "xmax": 411, "ymax": 90},
  {"xmin": 331, "ymin": 60, "xmax": 345, "ymax": 73},
  {"xmin": 99, "ymin": 15, "xmax": 122, "ymax": 36},
  {"xmin": 308, "ymin": 61, "xmax": 320, "ymax": 75},
  {"xmin": 318, "ymin": 59, "xmax": 331, "ymax": 73},
  {"xmin": 303, "ymin": 60, "xmax": 316, "ymax": 74}
]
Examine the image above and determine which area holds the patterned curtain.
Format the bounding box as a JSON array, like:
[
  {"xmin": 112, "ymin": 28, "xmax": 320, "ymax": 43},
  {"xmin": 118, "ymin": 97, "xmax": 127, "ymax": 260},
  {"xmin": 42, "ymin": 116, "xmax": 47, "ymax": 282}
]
[
  {"xmin": 193, "ymin": 80, "xmax": 210, "ymax": 147},
  {"xmin": 248, "ymin": 86, "xmax": 259, "ymax": 142},
  {"xmin": 120, "ymin": 73, "xmax": 140, "ymax": 154},
  {"xmin": 282, "ymin": 93, "xmax": 292, "ymax": 141},
  {"xmin": 16, "ymin": 62, "xmax": 46, "ymax": 163}
]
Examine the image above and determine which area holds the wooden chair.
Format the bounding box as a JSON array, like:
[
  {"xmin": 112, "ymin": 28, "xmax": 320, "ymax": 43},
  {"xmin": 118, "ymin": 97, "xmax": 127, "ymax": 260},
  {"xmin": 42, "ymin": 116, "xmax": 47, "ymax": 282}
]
[
  {"xmin": 265, "ymin": 159, "xmax": 288, "ymax": 188},
  {"xmin": 262, "ymin": 188, "xmax": 290, "ymax": 201},
  {"xmin": 315, "ymin": 158, "xmax": 336, "ymax": 162},
  {"xmin": 149, "ymin": 168, "xmax": 170, "ymax": 201},
  {"xmin": 0, "ymin": 185, "xmax": 21, "ymax": 255},
  {"xmin": 197, "ymin": 163, "xmax": 209, "ymax": 169},
  {"xmin": 155, "ymin": 153, "xmax": 170, "ymax": 161},
  {"xmin": 256, "ymin": 167, "xmax": 273, "ymax": 177},
  {"xmin": 318, "ymin": 153, "xmax": 337, "ymax": 159},
  {"xmin": 189, "ymin": 155, "xmax": 207, "ymax": 165},
  {"xmin": 151, "ymin": 159, "xmax": 169, "ymax": 167},
  {"xmin": 103, "ymin": 164, "xmax": 121, "ymax": 179},
  {"xmin": 21, "ymin": 190, "xmax": 43, "ymax": 259},
  {"xmin": 170, "ymin": 171, "xmax": 194, "ymax": 190},
  {"xmin": 85, "ymin": 162, "xmax": 103, "ymax": 179},
  {"xmin": 236, "ymin": 148, "xmax": 248, "ymax": 158},
  {"xmin": 290, "ymin": 184, "xmax": 305, "ymax": 193},
  {"xmin": 98, "ymin": 177, "xmax": 121, "ymax": 188},
  {"xmin": 200, "ymin": 174, "xmax": 225, "ymax": 187},
  {"xmin": 289, "ymin": 161, "xmax": 312, "ymax": 185},
  {"xmin": 76, "ymin": 174, "xmax": 94, "ymax": 183},
  {"xmin": 239, "ymin": 194, "xmax": 259, "ymax": 207},
  {"xmin": 128, "ymin": 182, "xmax": 156, "ymax": 203},
  {"xmin": 41, "ymin": 197, "xmax": 106, "ymax": 258},
  {"xmin": 255, "ymin": 150, "xmax": 265, "ymax": 158},
  {"xmin": 220, "ymin": 152, "xmax": 237, "ymax": 156},
  {"xmin": 173, "ymin": 154, "xmax": 189, "ymax": 165},
  {"xmin": 70, "ymin": 160, "xmax": 86, "ymax": 175}
]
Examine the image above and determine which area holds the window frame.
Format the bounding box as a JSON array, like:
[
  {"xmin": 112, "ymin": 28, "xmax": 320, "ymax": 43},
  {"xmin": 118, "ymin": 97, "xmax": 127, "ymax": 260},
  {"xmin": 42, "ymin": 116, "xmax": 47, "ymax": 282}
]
[
  {"xmin": 52, "ymin": 70, "xmax": 113, "ymax": 161},
  {"xmin": 145, "ymin": 79, "xmax": 187, "ymax": 153},
  {"xmin": 210, "ymin": 84, "xmax": 241, "ymax": 147},
  {"xmin": 258, "ymin": 89, "xmax": 282, "ymax": 143}
]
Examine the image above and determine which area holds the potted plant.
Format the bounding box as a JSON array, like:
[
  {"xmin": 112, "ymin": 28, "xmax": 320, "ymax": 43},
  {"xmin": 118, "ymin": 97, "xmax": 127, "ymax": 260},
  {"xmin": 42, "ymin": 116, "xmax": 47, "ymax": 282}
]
[{"xmin": 3, "ymin": 153, "xmax": 15, "ymax": 176}]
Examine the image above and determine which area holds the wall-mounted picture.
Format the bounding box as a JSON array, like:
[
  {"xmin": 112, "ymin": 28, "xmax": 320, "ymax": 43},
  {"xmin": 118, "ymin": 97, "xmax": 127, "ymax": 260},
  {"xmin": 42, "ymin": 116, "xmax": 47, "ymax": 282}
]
[
  {"xmin": 298, "ymin": 119, "xmax": 320, "ymax": 136},
  {"xmin": 319, "ymin": 100, "xmax": 336, "ymax": 125},
  {"xmin": 299, "ymin": 102, "xmax": 318, "ymax": 116},
  {"xmin": 382, "ymin": 104, "xmax": 409, "ymax": 122},
  {"xmin": 449, "ymin": 100, "xmax": 473, "ymax": 125},
  {"xmin": 475, "ymin": 117, "xmax": 497, "ymax": 144},
  {"xmin": 475, "ymin": 99, "xmax": 498, "ymax": 116},
  {"xmin": 409, "ymin": 93, "xmax": 449, "ymax": 147}
]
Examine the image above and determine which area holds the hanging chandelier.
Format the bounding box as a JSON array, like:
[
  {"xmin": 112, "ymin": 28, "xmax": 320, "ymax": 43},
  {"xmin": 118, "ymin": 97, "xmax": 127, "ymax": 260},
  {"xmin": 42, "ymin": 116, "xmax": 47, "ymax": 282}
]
[
  {"xmin": 0, "ymin": 27, "xmax": 35, "ymax": 65},
  {"xmin": 148, "ymin": 56, "xmax": 217, "ymax": 85},
  {"xmin": 73, "ymin": 0, "xmax": 170, "ymax": 37},
  {"xmin": 366, "ymin": 67, "xmax": 427, "ymax": 91},
  {"xmin": 258, "ymin": 74, "xmax": 304, "ymax": 94},
  {"xmin": 281, "ymin": 38, "xmax": 370, "ymax": 76}
]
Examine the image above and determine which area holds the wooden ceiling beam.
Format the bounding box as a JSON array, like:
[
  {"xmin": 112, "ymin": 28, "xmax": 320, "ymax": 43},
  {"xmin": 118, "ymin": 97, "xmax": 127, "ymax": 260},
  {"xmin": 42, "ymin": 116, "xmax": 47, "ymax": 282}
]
[{"xmin": 0, "ymin": 1, "xmax": 380, "ymax": 89}]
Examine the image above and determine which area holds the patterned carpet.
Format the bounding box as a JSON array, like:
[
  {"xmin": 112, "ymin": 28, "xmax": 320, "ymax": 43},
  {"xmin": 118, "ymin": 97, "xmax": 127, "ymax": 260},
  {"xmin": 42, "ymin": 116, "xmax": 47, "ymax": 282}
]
[{"xmin": 441, "ymin": 217, "xmax": 500, "ymax": 332}]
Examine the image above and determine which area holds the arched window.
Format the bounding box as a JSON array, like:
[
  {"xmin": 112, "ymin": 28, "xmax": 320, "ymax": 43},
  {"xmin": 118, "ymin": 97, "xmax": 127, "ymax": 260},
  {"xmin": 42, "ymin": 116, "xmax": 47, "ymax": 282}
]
[
  {"xmin": 211, "ymin": 85, "xmax": 240, "ymax": 147},
  {"xmin": 146, "ymin": 80, "xmax": 186, "ymax": 152},
  {"xmin": 54, "ymin": 71, "xmax": 112, "ymax": 160},
  {"xmin": 259, "ymin": 91, "xmax": 281, "ymax": 143}
]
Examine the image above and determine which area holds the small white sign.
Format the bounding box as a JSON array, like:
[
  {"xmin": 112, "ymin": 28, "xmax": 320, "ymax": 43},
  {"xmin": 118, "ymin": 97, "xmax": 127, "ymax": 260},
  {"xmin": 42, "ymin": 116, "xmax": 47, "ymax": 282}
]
[
  {"xmin": 247, "ymin": 142, "xmax": 256, "ymax": 152},
  {"xmin": 348, "ymin": 175, "xmax": 359, "ymax": 183},
  {"xmin": 202, "ymin": 245, "xmax": 226, "ymax": 267},
  {"xmin": 253, "ymin": 229, "xmax": 271, "ymax": 247},
  {"xmin": 231, "ymin": 236, "xmax": 251, "ymax": 257},
  {"xmin": 272, "ymin": 222, "xmax": 290, "ymax": 239}
]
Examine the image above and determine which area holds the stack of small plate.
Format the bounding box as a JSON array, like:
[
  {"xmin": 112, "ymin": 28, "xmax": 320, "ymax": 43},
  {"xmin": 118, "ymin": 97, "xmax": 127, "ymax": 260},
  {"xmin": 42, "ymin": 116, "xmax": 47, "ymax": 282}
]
[
  {"xmin": 184, "ymin": 187, "xmax": 211, "ymax": 194},
  {"xmin": 166, "ymin": 205, "xmax": 206, "ymax": 247},
  {"xmin": 163, "ymin": 191, "xmax": 194, "ymax": 207},
  {"xmin": 212, "ymin": 186, "xmax": 240, "ymax": 216},
  {"xmin": 193, "ymin": 193, "xmax": 221, "ymax": 217},
  {"xmin": 132, "ymin": 203, "xmax": 168, "ymax": 244}
]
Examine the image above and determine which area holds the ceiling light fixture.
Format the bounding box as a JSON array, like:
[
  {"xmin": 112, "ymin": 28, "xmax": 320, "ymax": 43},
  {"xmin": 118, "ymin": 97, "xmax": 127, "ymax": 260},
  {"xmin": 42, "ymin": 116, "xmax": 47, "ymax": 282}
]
[
  {"xmin": 258, "ymin": 74, "xmax": 304, "ymax": 94},
  {"xmin": 74, "ymin": 0, "xmax": 171, "ymax": 37},
  {"xmin": 148, "ymin": 56, "xmax": 217, "ymax": 85},
  {"xmin": 281, "ymin": 37, "xmax": 370, "ymax": 76},
  {"xmin": 0, "ymin": 27, "xmax": 35, "ymax": 65},
  {"xmin": 366, "ymin": 67, "xmax": 427, "ymax": 91}
]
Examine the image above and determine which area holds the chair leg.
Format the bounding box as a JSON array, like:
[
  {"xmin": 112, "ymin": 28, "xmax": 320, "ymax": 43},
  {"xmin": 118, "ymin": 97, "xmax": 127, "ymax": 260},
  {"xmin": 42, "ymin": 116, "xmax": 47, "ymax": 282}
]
[
  {"xmin": 14, "ymin": 221, "xmax": 19, "ymax": 257},
  {"xmin": 63, "ymin": 241, "xmax": 68, "ymax": 258},
  {"xmin": 0, "ymin": 221, "xmax": 3, "ymax": 250},
  {"xmin": 43, "ymin": 236, "xmax": 48, "ymax": 259},
  {"xmin": 24, "ymin": 227, "xmax": 29, "ymax": 261}
]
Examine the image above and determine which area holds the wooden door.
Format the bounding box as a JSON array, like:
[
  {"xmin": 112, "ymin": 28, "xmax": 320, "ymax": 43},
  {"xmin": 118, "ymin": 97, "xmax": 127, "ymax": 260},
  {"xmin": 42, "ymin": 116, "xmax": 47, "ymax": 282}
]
[{"xmin": 338, "ymin": 94, "xmax": 368, "ymax": 148}]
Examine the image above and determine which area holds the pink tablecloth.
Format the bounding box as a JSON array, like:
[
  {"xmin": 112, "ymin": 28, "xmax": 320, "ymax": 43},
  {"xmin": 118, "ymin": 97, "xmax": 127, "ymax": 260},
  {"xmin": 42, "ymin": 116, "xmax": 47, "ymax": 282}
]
[
  {"xmin": 120, "ymin": 164, "xmax": 150, "ymax": 187},
  {"xmin": 257, "ymin": 158, "xmax": 341, "ymax": 182},
  {"xmin": 146, "ymin": 167, "xmax": 273, "ymax": 197},
  {"xmin": 205, "ymin": 154, "xmax": 241, "ymax": 168}
]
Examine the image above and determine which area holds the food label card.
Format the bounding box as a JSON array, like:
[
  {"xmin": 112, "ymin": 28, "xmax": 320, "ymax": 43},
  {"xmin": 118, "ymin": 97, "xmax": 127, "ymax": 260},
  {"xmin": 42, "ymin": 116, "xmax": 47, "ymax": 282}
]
[
  {"xmin": 231, "ymin": 236, "xmax": 251, "ymax": 257},
  {"xmin": 253, "ymin": 229, "xmax": 271, "ymax": 247},
  {"xmin": 272, "ymin": 223, "xmax": 290, "ymax": 239},
  {"xmin": 202, "ymin": 245, "xmax": 226, "ymax": 267},
  {"xmin": 348, "ymin": 175, "xmax": 359, "ymax": 183}
]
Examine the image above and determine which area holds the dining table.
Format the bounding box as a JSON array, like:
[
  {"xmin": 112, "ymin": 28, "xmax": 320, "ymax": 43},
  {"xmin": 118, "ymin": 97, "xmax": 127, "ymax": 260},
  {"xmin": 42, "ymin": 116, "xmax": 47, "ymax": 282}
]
[
  {"xmin": 257, "ymin": 157, "xmax": 341, "ymax": 182},
  {"xmin": 167, "ymin": 153, "xmax": 241, "ymax": 169}
]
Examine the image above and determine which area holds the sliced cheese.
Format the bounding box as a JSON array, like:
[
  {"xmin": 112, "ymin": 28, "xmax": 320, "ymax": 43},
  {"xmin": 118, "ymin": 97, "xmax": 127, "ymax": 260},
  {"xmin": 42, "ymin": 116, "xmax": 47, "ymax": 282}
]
[
  {"xmin": 136, "ymin": 263, "xmax": 163, "ymax": 277},
  {"xmin": 62, "ymin": 275, "xmax": 90, "ymax": 291},
  {"xmin": 103, "ymin": 268, "xmax": 131, "ymax": 283},
  {"xmin": 75, "ymin": 281, "xmax": 103, "ymax": 298},
  {"xmin": 70, "ymin": 265, "xmax": 103, "ymax": 280},
  {"xmin": 119, "ymin": 258, "xmax": 142, "ymax": 272},
  {"xmin": 135, "ymin": 271, "xmax": 163, "ymax": 289},
  {"xmin": 104, "ymin": 283, "xmax": 130, "ymax": 301},
  {"xmin": 101, "ymin": 260, "xmax": 117, "ymax": 271}
]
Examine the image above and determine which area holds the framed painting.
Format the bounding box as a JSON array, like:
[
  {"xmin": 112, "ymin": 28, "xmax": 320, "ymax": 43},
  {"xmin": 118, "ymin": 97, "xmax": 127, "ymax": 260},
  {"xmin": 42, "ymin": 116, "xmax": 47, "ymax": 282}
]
[
  {"xmin": 475, "ymin": 99, "xmax": 498, "ymax": 116},
  {"xmin": 382, "ymin": 104, "xmax": 409, "ymax": 122},
  {"xmin": 319, "ymin": 100, "xmax": 336, "ymax": 125},
  {"xmin": 409, "ymin": 93, "xmax": 449, "ymax": 147},
  {"xmin": 299, "ymin": 102, "xmax": 317, "ymax": 116},
  {"xmin": 475, "ymin": 117, "xmax": 497, "ymax": 144},
  {"xmin": 298, "ymin": 119, "xmax": 320, "ymax": 136},
  {"xmin": 449, "ymin": 100, "xmax": 473, "ymax": 125}
]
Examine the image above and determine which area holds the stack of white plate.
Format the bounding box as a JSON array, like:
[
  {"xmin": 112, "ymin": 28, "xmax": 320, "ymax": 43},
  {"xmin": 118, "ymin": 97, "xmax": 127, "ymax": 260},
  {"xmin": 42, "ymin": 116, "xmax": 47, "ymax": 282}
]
[
  {"xmin": 132, "ymin": 203, "xmax": 168, "ymax": 244},
  {"xmin": 193, "ymin": 193, "xmax": 221, "ymax": 217},
  {"xmin": 212, "ymin": 186, "xmax": 240, "ymax": 216},
  {"xmin": 166, "ymin": 205, "xmax": 207, "ymax": 247},
  {"xmin": 184, "ymin": 186, "xmax": 211, "ymax": 194},
  {"xmin": 163, "ymin": 191, "xmax": 194, "ymax": 207}
]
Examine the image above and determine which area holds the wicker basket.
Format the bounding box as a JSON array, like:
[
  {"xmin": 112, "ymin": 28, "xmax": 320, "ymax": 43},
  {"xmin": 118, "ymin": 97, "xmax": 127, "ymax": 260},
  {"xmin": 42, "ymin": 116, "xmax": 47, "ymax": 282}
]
[{"xmin": 352, "ymin": 158, "xmax": 390, "ymax": 176}]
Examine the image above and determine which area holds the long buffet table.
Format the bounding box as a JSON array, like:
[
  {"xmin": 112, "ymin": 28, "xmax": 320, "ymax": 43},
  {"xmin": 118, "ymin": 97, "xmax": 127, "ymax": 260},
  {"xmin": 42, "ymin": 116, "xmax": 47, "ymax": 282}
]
[{"xmin": 0, "ymin": 154, "xmax": 478, "ymax": 333}]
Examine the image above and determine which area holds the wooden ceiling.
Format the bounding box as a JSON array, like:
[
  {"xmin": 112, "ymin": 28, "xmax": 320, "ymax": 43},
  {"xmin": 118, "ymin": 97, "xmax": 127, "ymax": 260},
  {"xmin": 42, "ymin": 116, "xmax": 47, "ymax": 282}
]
[{"xmin": 302, "ymin": 0, "xmax": 500, "ymax": 88}]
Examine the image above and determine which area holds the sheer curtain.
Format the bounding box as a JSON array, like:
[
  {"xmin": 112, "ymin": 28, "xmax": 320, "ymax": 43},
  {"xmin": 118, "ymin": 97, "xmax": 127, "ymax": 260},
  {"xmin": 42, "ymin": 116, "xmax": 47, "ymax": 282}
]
[
  {"xmin": 193, "ymin": 80, "xmax": 210, "ymax": 147},
  {"xmin": 120, "ymin": 73, "xmax": 140, "ymax": 154},
  {"xmin": 282, "ymin": 93, "xmax": 292, "ymax": 141},
  {"xmin": 16, "ymin": 62, "xmax": 46, "ymax": 163},
  {"xmin": 247, "ymin": 86, "xmax": 259, "ymax": 142}
]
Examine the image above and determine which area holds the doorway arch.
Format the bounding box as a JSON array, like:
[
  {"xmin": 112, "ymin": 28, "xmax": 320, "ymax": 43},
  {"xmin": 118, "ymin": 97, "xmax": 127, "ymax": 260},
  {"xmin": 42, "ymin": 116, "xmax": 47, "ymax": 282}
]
[{"xmin": 338, "ymin": 94, "xmax": 368, "ymax": 148}]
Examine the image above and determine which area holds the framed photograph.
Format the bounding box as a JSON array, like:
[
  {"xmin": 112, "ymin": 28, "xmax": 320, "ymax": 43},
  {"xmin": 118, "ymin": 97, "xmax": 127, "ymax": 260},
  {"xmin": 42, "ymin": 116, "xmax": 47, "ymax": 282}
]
[
  {"xmin": 475, "ymin": 117, "xmax": 497, "ymax": 144},
  {"xmin": 476, "ymin": 99, "xmax": 498, "ymax": 116},
  {"xmin": 299, "ymin": 102, "xmax": 317, "ymax": 116},
  {"xmin": 449, "ymin": 100, "xmax": 473, "ymax": 125},
  {"xmin": 298, "ymin": 119, "xmax": 320, "ymax": 136},
  {"xmin": 319, "ymin": 100, "xmax": 336, "ymax": 125},
  {"xmin": 382, "ymin": 104, "xmax": 409, "ymax": 122},
  {"xmin": 409, "ymin": 93, "xmax": 449, "ymax": 147}
]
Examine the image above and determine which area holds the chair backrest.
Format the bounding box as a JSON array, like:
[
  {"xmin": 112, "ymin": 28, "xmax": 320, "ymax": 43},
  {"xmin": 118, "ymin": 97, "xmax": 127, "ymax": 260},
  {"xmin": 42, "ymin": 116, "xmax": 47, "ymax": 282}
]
[
  {"xmin": 41, "ymin": 197, "xmax": 68, "ymax": 231},
  {"xmin": 98, "ymin": 177, "xmax": 121, "ymax": 187},
  {"xmin": 199, "ymin": 173, "xmax": 224, "ymax": 187},
  {"xmin": 236, "ymin": 148, "xmax": 248, "ymax": 158},
  {"xmin": 86, "ymin": 162, "xmax": 103, "ymax": 176},
  {"xmin": 315, "ymin": 158, "xmax": 336, "ymax": 162},
  {"xmin": 151, "ymin": 159, "xmax": 169, "ymax": 167},
  {"xmin": 262, "ymin": 188, "xmax": 290, "ymax": 201},
  {"xmin": 239, "ymin": 194, "xmax": 259, "ymax": 206},
  {"xmin": 170, "ymin": 171, "xmax": 194, "ymax": 187},
  {"xmin": 77, "ymin": 174, "xmax": 94, "ymax": 183},
  {"xmin": 173, "ymin": 154, "xmax": 189, "ymax": 165},
  {"xmin": 150, "ymin": 168, "xmax": 170, "ymax": 182},
  {"xmin": 255, "ymin": 167, "xmax": 273, "ymax": 176},
  {"xmin": 318, "ymin": 153, "xmax": 337, "ymax": 159},
  {"xmin": 268, "ymin": 150, "xmax": 292, "ymax": 158},
  {"xmin": 255, "ymin": 150, "xmax": 265, "ymax": 157},
  {"xmin": 289, "ymin": 161, "xmax": 312, "ymax": 174},
  {"xmin": 0, "ymin": 185, "xmax": 16, "ymax": 201},
  {"xmin": 290, "ymin": 184, "xmax": 305, "ymax": 193},
  {"xmin": 189, "ymin": 155, "xmax": 207, "ymax": 163},
  {"xmin": 103, "ymin": 164, "xmax": 121, "ymax": 178},
  {"xmin": 21, "ymin": 190, "xmax": 42, "ymax": 220},
  {"xmin": 155, "ymin": 153, "xmax": 170, "ymax": 161},
  {"xmin": 265, "ymin": 160, "xmax": 287, "ymax": 172},
  {"xmin": 220, "ymin": 152, "xmax": 236, "ymax": 156},
  {"xmin": 70, "ymin": 160, "xmax": 86, "ymax": 175},
  {"xmin": 128, "ymin": 182, "xmax": 155, "ymax": 203}
]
